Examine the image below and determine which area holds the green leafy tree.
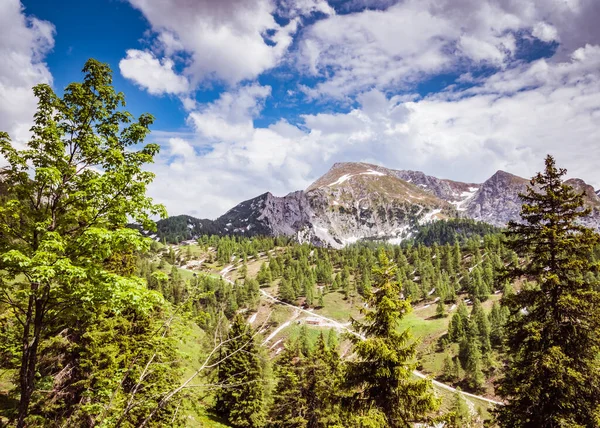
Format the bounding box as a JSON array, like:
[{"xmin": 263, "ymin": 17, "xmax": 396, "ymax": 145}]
[
  {"xmin": 496, "ymin": 155, "xmax": 600, "ymax": 427},
  {"xmin": 215, "ymin": 314, "xmax": 266, "ymax": 427},
  {"xmin": 344, "ymin": 251, "xmax": 439, "ymax": 427},
  {"xmin": 0, "ymin": 59, "xmax": 165, "ymax": 426}
]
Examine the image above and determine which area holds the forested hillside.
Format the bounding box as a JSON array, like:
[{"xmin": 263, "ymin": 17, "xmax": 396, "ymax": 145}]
[{"xmin": 1, "ymin": 60, "xmax": 599, "ymax": 428}]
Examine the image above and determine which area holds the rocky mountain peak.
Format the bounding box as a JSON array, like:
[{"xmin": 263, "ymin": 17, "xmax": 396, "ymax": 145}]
[
  {"xmin": 565, "ymin": 178, "xmax": 600, "ymax": 208},
  {"xmin": 463, "ymin": 170, "xmax": 528, "ymax": 227},
  {"xmin": 152, "ymin": 162, "xmax": 600, "ymax": 246},
  {"xmin": 306, "ymin": 162, "xmax": 388, "ymax": 191},
  {"xmin": 488, "ymin": 170, "xmax": 528, "ymax": 185}
]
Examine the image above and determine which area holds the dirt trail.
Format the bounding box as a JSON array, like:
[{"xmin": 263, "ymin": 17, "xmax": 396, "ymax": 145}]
[
  {"xmin": 175, "ymin": 246, "xmax": 503, "ymax": 408},
  {"xmin": 260, "ymin": 288, "xmax": 503, "ymax": 407}
]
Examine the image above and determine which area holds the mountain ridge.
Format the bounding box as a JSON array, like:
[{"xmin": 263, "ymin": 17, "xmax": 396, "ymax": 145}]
[{"xmin": 150, "ymin": 162, "xmax": 600, "ymax": 245}]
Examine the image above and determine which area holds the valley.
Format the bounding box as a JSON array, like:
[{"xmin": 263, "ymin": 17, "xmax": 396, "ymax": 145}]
[{"xmin": 154, "ymin": 226, "xmax": 517, "ymax": 426}]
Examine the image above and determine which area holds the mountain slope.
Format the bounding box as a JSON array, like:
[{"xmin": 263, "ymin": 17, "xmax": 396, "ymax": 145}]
[
  {"xmin": 463, "ymin": 170, "xmax": 529, "ymax": 227},
  {"xmin": 302, "ymin": 162, "xmax": 454, "ymax": 246},
  {"xmin": 149, "ymin": 162, "xmax": 600, "ymax": 246}
]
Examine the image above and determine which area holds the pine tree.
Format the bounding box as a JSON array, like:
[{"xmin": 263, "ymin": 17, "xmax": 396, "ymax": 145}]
[
  {"xmin": 317, "ymin": 290, "xmax": 325, "ymax": 308},
  {"xmin": 448, "ymin": 301, "xmax": 468, "ymax": 343},
  {"xmin": 470, "ymin": 299, "xmax": 491, "ymax": 356},
  {"xmin": 269, "ymin": 334, "xmax": 343, "ymax": 428},
  {"xmin": 344, "ymin": 251, "xmax": 439, "ymax": 427},
  {"xmin": 488, "ymin": 302, "xmax": 506, "ymax": 348},
  {"xmin": 459, "ymin": 321, "xmax": 485, "ymax": 391},
  {"xmin": 215, "ymin": 314, "xmax": 266, "ymax": 427},
  {"xmin": 269, "ymin": 341, "xmax": 307, "ymax": 427},
  {"xmin": 257, "ymin": 262, "xmax": 272, "ymax": 286},
  {"xmin": 278, "ymin": 278, "xmax": 296, "ymax": 303},
  {"xmin": 436, "ymin": 299, "xmax": 446, "ymax": 318},
  {"xmin": 447, "ymin": 389, "xmax": 473, "ymax": 427},
  {"xmin": 442, "ymin": 354, "xmax": 456, "ymax": 382},
  {"xmin": 496, "ymin": 155, "xmax": 600, "ymax": 427}
]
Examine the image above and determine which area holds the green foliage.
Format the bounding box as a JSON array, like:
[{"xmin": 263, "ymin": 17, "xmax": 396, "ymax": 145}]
[
  {"xmin": 446, "ymin": 389, "xmax": 474, "ymax": 427},
  {"xmin": 269, "ymin": 333, "xmax": 344, "ymax": 427},
  {"xmin": 0, "ymin": 59, "xmax": 167, "ymax": 427},
  {"xmin": 410, "ymin": 219, "xmax": 500, "ymax": 246},
  {"xmin": 344, "ymin": 250, "xmax": 439, "ymax": 427},
  {"xmin": 215, "ymin": 314, "xmax": 266, "ymax": 427},
  {"xmin": 496, "ymin": 155, "xmax": 600, "ymax": 427}
]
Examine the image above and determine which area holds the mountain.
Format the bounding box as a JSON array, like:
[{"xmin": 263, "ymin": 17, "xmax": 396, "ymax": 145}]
[
  {"xmin": 300, "ymin": 162, "xmax": 454, "ymax": 246},
  {"xmin": 150, "ymin": 162, "xmax": 600, "ymax": 246},
  {"xmin": 462, "ymin": 170, "xmax": 529, "ymax": 227}
]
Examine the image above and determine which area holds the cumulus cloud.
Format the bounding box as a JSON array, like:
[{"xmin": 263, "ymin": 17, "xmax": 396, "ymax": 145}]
[
  {"xmin": 117, "ymin": 0, "xmax": 600, "ymax": 217},
  {"xmin": 119, "ymin": 49, "xmax": 189, "ymax": 95},
  {"xmin": 188, "ymin": 84, "xmax": 272, "ymax": 142},
  {"xmin": 0, "ymin": 0, "xmax": 54, "ymax": 145},
  {"xmin": 123, "ymin": 0, "xmax": 305, "ymax": 91},
  {"xmin": 148, "ymin": 45, "xmax": 600, "ymax": 218},
  {"xmin": 296, "ymin": 0, "xmax": 600, "ymax": 98}
]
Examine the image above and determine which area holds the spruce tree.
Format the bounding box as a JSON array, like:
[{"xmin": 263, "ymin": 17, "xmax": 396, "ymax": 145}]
[
  {"xmin": 269, "ymin": 341, "xmax": 307, "ymax": 427},
  {"xmin": 436, "ymin": 299, "xmax": 446, "ymax": 318},
  {"xmin": 344, "ymin": 251, "xmax": 438, "ymax": 427},
  {"xmin": 215, "ymin": 314, "xmax": 266, "ymax": 427},
  {"xmin": 496, "ymin": 155, "xmax": 600, "ymax": 427},
  {"xmin": 447, "ymin": 389, "xmax": 473, "ymax": 428}
]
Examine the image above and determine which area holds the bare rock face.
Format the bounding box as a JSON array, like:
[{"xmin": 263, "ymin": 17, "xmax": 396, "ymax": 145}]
[
  {"xmin": 565, "ymin": 179, "xmax": 600, "ymax": 230},
  {"xmin": 301, "ymin": 163, "xmax": 457, "ymax": 247},
  {"xmin": 156, "ymin": 162, "xmax": 600, "ymax": 246},
  {"xmin": 217, "ymin": 162, "xmax": 454, "ymax": 247},
  {"xmin": 464, "ymin": 170, "xmax": 529, "ymax": 227},
  {"xmin": 391, "ymin": 169, "xmax": 479, "ymax": 203},
  {"xmin": 217, "ymin": 191, "xmax": 313, "ymax": 236}
]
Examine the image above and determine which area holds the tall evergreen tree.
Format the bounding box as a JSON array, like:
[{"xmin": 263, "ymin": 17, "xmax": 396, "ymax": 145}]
[
  {"xmin": 215, "ymin": 314, "xmax": 266, "ymax": 427},
  {"xmin": 344, "ymin": 251, "xmax": 438, "ymax": 427},
  {"xmin": 496, "ymin": 155, "xmax": 600, "ymax": 427}
]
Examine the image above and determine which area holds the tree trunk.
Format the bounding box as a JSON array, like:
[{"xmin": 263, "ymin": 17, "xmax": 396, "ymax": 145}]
[{"xmin": 16, "ymin": 285, "xmax": 44, "ymax": 428}]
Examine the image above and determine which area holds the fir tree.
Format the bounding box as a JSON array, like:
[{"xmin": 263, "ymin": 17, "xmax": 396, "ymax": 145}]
[
  {"xmin": 496, "ymin": 155, "xmax": 600, "ymax": 427},
  {"xmin": 344, "ymin": 251, "xmax": 439, "ymax": 427},
  {"xmin": 215, "ymin": 314, "xmax": 266, "ymax": 427},
  {"xmin": 436, "ymin": 299, "xmax": 446, "ymax": 318},
  {"xmin": 447, "ymin": 389, "xmax": 473, "ymax": 427},
  {"xmin": 269, "ymin": 341, "xmax": 307, "ymax": 427},
  {"xmin": 459, "ymin": 320, "xmax": 485, "ymax": 391},
  {"xmin": 278, "ymin": 278, "xmax": 296, "ymax": 304}
]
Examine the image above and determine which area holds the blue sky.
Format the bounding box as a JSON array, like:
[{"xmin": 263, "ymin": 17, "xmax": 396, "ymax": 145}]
[{"xmin": 2, "ymin": 0, "xmax": 600, "ymax": 218}]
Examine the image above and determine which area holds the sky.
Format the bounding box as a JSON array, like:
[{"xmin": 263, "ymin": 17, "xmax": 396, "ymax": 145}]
[{"xmin": 2, "ymin": 0, "xmax": 600, "ymax": 219}]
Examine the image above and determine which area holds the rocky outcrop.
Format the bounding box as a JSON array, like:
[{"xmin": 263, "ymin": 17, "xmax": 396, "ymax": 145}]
[
  {"xmin": 391, "ymin": 169, "xmax": 479, "ymax": 203},
  {"xmin": 154, "ymin": 162, "xmax": 600, "ymax": 246},
  {"xmin": 463, "ymin": 171, "xmax": 528, "ymax": 227}
]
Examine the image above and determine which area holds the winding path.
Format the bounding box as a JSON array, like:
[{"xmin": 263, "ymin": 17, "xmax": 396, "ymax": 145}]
[
  {"xmin": 177, "ymin": 247, "xmax": 503, "ymax": 408},
  {"xmin": 260, "ymin": 289, "xmax": 503, "ymax": 407}
]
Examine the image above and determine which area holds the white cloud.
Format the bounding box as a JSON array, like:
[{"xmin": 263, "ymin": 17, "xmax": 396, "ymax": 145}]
[
  {"xmin": 296, "ymin": 0, "xmax": 600, "ymax": 98},
  {"xmin": 0, "ymin": 0, "xmax": 54, "ymax": 145},
  {"xmin": 119, "ymin": 49, "xmax": 189, "ymax": 95},
  {"xmin": 148, "ymin": 44, "xmax": 600, "ymax": 218},
  {"xmin": 532, "ymin": 22, "xmax": 559, "ymax": 43},
  {"xmin": 123, "ymin": 0, "xmax": 303, "ymax": 90},
  {"xmin": 188, "ymin": 84, "xmax": 271, "ymax": 142}
]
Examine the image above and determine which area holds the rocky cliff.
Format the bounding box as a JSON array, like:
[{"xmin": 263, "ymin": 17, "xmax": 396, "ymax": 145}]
[{"xmin": 152, "ymin": 162, "xmax": 600, "ymax": 246}]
